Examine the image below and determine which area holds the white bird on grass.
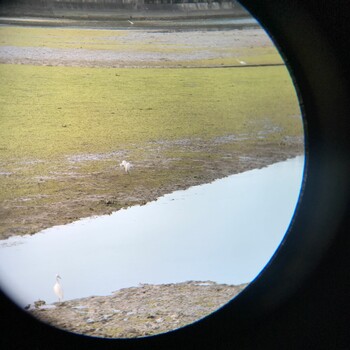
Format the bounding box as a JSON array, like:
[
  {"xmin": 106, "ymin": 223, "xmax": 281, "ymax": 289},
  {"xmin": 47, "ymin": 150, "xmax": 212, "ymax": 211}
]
[
  {"xmin": 236, "ymin": 58, "xmax": 247, "ymax": 65},
  {"xmin": 120, "ymin": 160, "xmax": 133, "ymax": 174},
  {"xmin": 53, "ymin": 274, "xmax": 64, "ymax": 302}
]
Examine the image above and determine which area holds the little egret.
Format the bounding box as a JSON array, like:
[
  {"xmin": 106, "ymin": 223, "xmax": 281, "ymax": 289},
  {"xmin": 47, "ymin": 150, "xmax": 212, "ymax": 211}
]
[
  {"xmin": 120, "ymin": 160, "xmax": 132, "ymax": 174},
  {"xmin": 236, "ymin": 58, "xmax": 247, "ymax": 65},
  {"xmin": 53, "ymin": 274, "xmax": 64, "ymax": 302}
]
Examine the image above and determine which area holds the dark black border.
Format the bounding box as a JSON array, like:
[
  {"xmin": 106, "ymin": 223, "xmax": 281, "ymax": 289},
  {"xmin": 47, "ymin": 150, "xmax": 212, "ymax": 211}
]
[{"xmin": 1, "ymin": 0, "xmax": 350, "ymax": 349}]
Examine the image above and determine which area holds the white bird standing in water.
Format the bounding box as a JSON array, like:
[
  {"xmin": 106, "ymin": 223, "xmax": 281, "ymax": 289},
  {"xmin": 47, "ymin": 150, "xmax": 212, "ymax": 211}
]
[
  {"xmin": 120, "ymin": 160, "xmax": 132, "ymax": 174},
  {"xmin": 53, "ymin": 274, "xmax": 64, "ymax": 302}
]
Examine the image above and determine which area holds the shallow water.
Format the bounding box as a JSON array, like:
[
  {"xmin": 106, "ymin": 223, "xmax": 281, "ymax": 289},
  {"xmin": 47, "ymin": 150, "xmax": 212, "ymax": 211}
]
[
  {"xmin": 0, "ymin": 156, "xmax": 304, "ymax": 307},
  {"xmin": 141, "ymin": 17, "xmax": 258, "ymax": 27}
]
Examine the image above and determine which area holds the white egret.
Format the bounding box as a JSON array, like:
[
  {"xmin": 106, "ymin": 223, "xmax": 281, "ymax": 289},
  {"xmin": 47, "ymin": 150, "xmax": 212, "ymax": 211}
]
[
  {"xmin": 119, "ymin": 160, "xmax": 132, "ymax": 174},
  {"xmin": 236, "ymin": 58, "xmax": 247, "ymax": 65},
  {"xmin": 128, "ymin": 20, "xmax": 134, "ymax": 25},
  {"xmin": 53, "ymin": 274, "xmax": 64, "ymax": 302}
]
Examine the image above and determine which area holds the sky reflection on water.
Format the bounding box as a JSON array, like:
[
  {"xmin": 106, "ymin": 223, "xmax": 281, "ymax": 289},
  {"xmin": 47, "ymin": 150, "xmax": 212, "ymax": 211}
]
[{"xmin": 0, "ymin": 156, "xmax": 304, "ymax": 307}]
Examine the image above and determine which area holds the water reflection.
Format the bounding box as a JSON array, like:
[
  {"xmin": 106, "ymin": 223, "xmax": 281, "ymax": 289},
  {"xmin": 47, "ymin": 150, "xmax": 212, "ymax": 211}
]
[{"xmin": 0, "ymin": 156, "xmax": 304, "ymax": 307}]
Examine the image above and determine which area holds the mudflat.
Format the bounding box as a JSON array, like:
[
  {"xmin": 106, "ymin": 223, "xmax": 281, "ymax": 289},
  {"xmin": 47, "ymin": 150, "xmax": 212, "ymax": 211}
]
[{"xmin": 30, "ymin": 281, "xmax": 247, "ymax": 338}]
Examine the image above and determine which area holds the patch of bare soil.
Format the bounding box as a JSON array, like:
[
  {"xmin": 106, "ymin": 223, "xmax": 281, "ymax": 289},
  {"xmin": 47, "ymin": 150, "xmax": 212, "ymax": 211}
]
[{"xmin": 29, "ymin": 281, "xmax": 247, "ymax": 338}]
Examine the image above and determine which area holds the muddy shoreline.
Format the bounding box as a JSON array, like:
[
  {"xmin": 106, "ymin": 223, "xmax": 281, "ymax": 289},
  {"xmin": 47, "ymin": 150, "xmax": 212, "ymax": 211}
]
[
  {"xmin": 0, "ymin": 143, "xmax": 303, "ymax": 240},
  {"xmin": 29, "ymin": 280, "xmax": 248, "ymax": 338}
]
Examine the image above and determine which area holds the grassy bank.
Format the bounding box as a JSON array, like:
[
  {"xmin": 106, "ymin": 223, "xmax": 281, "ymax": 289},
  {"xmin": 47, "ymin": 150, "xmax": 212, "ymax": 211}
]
[
  {"xmin": 0, "ymin": 63, "xmax": 303, "ymax": 238},
  {"xmin": 0, "ymin": 24, "xmax": 303, "ymax": 239}
]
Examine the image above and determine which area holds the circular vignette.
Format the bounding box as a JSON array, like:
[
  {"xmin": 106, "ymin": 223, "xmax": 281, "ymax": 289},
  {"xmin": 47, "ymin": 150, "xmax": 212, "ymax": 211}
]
[
  {"xmin": 231, "ymin": 0, "xmax": 350, "ymax": 316},
  {"xmin": 166, "ymin": 0, "xmax": 350, "ymax": 345},
  {"xmin": 1, "ymin": 1, "xmax": 349, "ymax": 349}
]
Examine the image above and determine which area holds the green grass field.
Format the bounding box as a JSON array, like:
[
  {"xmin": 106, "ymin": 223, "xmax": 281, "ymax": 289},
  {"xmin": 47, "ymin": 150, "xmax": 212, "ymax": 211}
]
[
  {"xmin": 0, "ymin": 25, "xmax": 304, "ymax": 238},
  {"xmin": 0, "ymin": 64, "xmax": 301, "ymax": 159}
]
